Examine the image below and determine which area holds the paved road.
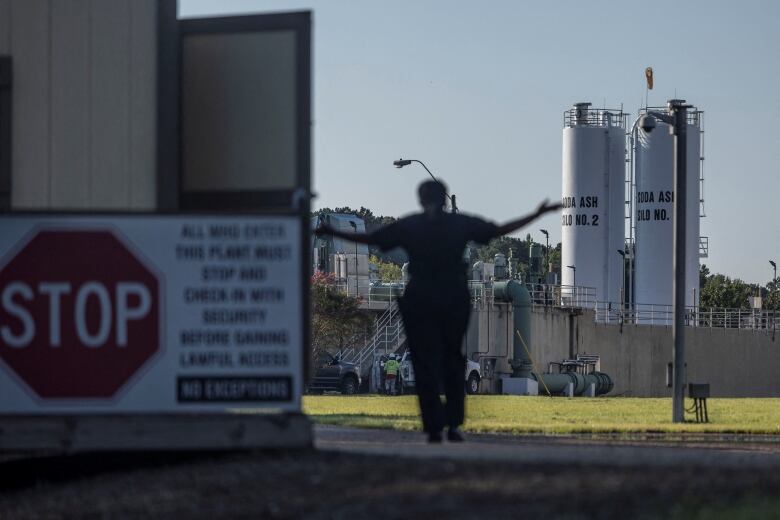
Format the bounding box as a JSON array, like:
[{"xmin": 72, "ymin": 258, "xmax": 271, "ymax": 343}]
[{"xmin": 315, "ymin": 424, "xmax": 780, "ymax": 469}]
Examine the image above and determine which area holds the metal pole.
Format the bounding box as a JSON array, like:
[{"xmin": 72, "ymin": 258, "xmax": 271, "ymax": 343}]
[
  {"xmin": 671, "ymin": 101, "xmax": 688, "ymax": 423},
  {"xmin": 355, "ymin": 241, "xmax": 358, "ymax": 297},
  {"xmin": 568, "ymin": 266, "xmax": 575, "ymax": 302},
  {"xmin": 545, "ymin": 235, "xmax": 549, "ymax": 277},
  {"xmin": 349, "ymin": 221, "xmax": 358, "ymax": 297}
]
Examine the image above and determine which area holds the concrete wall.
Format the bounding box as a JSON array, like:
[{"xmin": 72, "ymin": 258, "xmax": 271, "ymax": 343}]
[
  {"xmin": 534, "ymin": 307, "xmax": 779, "ymax": 397},
  {"xmin": 467, "ymin": 303, "xmax": 780, "ymax": 397},
  {"xmin": 0, "ymin": 0, "xmax": 157, "ymax": 210}
]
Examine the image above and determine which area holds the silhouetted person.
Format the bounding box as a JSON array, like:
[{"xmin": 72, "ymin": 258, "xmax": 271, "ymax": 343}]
[{"xmin": 315, "ymin": 180, "xmax": 560, "ymax": 442}]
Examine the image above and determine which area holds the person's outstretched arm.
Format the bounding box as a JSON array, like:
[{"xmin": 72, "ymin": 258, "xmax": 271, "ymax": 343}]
[
  {"xmin": 314, "ymin": 223, "xmax": 374, "ymax": 245},
  {"xmin": 494, "ymin": 199, "xmax": 563, "ymax": 237}
]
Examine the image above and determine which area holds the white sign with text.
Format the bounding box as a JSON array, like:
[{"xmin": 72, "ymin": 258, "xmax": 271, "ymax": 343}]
[{"xmin": 0, "ymin": 215, "xmax": 303, "ymax": 413}]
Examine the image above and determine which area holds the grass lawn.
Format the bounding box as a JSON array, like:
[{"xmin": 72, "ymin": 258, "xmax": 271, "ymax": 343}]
[{"xmin": 303, "ymin": 395, "xmax": 780, "ymax": 435}]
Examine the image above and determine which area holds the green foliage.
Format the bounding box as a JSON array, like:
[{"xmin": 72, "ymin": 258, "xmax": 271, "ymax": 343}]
[
  {"xmin": 303, "ymin": 395, "xmax": 780, "ymax": 435},
  {"xmin": 701, "ymin": 274, "xmax": 752, "ymax": 309},
  {"xmin": 699, "ymin": 263, "xmax": 710, "ymax": 290},
  {"xmin": 765, "ymin": 278, "xmax": 780, "ymax": 311},
  {"xmin": 310, "ymin": 272, "xmax": 371, "ymax": 357},
  {"xmin": 370, "ymin": 255, "xmax": 402, "ymax": 282},
  {"xmin": 699, "ymin": 264, "xmax": 779, "ymax": 311},
  {"xmin": 547, "ymin": 243, "xmax": 562, "ymax": 275},
  {"xmin": 699, "ymin": 265, "xmax": 753, "ymax": 309}
]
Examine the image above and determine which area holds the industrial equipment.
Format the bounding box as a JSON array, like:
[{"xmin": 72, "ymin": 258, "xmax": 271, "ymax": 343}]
[
  {"xmin": 561, "ymin": 103, "xmax": 627, "ymax": 305},
  {"xmin": 632, "ymin": 105, "xmax": 703, "ymax": 309},
  {"xmin": 493, "ymin": 279, "xmax": 614, "ymax": 396}
]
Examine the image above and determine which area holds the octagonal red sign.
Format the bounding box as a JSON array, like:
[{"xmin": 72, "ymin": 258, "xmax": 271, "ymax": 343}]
[{"xmin": 0, "ymin": 230, "xmax": 160, "ymax": 398}]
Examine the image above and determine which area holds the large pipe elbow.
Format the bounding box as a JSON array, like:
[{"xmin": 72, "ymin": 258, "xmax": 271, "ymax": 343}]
[{"xmin": 493, "ymin": 280, "xmax": 533, "ymax": 378}]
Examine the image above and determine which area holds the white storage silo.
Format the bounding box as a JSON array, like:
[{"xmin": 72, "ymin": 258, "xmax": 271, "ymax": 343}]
[
  {"xmin": 633, "ymin": 105, "xmax": 702, "ymax": 309},
  {"xmin": 561, "ymin": 103, "xmax": 626, "ymax": 306}
]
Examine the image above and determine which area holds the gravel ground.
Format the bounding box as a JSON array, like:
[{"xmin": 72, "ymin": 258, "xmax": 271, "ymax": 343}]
[{"xmin": 2, "ymin": 447, "xmax": 780, "ymax": 519}]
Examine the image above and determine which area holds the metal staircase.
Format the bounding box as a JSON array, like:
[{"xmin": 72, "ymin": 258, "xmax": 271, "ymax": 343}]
[{"xmin": 342, "ymin": 302, "xmax": 406, "ymax": 375}]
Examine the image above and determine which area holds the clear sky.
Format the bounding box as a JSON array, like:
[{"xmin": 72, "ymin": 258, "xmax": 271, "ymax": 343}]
[{"xmin": 180, "ymin": 0, "xmax": 780, "ymax": 285}]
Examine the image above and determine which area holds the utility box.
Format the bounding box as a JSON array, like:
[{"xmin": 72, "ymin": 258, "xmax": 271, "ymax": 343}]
[{"xmin": 501, "ymin": 377, "xmax": 538, "ymax": 396}]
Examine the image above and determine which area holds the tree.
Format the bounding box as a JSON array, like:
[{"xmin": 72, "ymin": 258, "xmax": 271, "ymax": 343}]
[
  {"xmin": 547, "ymin": 243, "xmax": 562, "ymax": 277},
  {"xmin": 370, "ymin": 255, "xmax": 402, "ymax": 282},
  {"xmin": 699, "ymin": 264, "xmax": 711, "ymax": 290},
  {"xmin": 700, "ymin": 272, "xmax": 752, "ymax": 309},
  {"xmin": 310, "ymin": 272, "xmax": 372, "ymax": 362},
  {"xmin": 764, "ymin": 278, "xmax": 780, "ymax": 311}
]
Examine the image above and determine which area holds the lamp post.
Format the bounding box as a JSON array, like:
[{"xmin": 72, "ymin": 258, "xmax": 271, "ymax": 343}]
[
  {"xmin": 349, "ymin": 221, "xmax": 358, "ymax": 297},
  {"xmin": 617, "ymin": 249, "xmax": 626, "ymax": 307},
  {"xmin": 771, "ymin": 260, "xmax": 777, "ymax": 282},
  {"xmin": 540, "ymin": 229, "xmax": 549, "ymax": 280},
  {"xmin": 617, "ymin": 249, "xmax": 626, "ymax": 327},
  {"xmin": 566, "ymin": 265, "xmax": 576, "ymax": 286},
  {"xmin": 393, "ymin": 158, "xmax": 458, "ymax": 213},
  {"xmin": 639, "ymin": 99, "xmax": 690, "ymax": 423}
]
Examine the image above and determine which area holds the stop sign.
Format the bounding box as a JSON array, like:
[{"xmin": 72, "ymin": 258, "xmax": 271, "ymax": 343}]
[{"xmin": 0, "ymin": 230, "xmax": 160, "ymax": 398}]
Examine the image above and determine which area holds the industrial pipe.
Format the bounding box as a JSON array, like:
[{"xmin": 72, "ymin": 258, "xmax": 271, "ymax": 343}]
[
  {"xmin": 494, "ymin": 279, "xmax": 614, "ymax": 396},
  {"xmin": 493, "ymin": 280, "xmax": 532, "ymax": 378},
  {"xmin": 536, "ymin": 371, "xmax": 614, "ymax": 396}
]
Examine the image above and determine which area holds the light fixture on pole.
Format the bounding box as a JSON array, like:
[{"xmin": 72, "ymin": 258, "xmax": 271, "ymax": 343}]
[
  {"xmin": 393, "ymin": 158, "xmax": 458, "ymax": 213},
  {"xmin": 640, "ymin": 99, "xmax": 690, "ymax": 423},
  {"xmin": 566, "ymin": 265, "xmax": 576, "ymax": 305},
  {"xmin": 771, "ymin": 260, "xmax": 777, "ymax": 281},
  {"xmin": 540, "ymin": 229, "xmax": 549, "ymax": 278},
  {"xmin": 348, "ymin": 221, "xmax": 358, "ymax": 297},
  {"xmin": 617, "ymin": 249, "xmax": 626, "ymax": 306},
  {"xmin": 617, "ymin": 250, "xmax": 627, "ymax": 327}
]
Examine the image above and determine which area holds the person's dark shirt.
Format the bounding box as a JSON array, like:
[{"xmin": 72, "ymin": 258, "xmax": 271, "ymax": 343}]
[{"xmin": 369, "ymin": 212, "xmax": 498, "ymax": 304}]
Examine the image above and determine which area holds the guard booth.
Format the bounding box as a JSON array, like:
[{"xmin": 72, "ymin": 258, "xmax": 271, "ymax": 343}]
[{"xmin": 0, "ymin": 1, "xmax": 312, "ymax": 452}]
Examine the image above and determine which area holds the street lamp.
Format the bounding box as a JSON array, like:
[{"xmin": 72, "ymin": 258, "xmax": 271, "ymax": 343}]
[
  {"xmin": 393, "ymin": 158, "xmax": 458, "ymax": 213},
  {"xmin": 617, "ymin": 249, "xmax": 626, "ymax": 307},
  {"xmin": 540, "ymin": 229, "xmax": 549, "ymax": 280},
  {"xmin": 617, "ymin": 250, "xmax": 627, "ymax": 327},
  {"xmin": 639, "ymin": 99, "xmax": 690, "ymax": 423},
  {"xmin": 349, "ymin": 221, "xmax": 358, "ymax": 297},
  {"xmin": 771, "ymin": 260, "xmax": 777, "ymax": 281},
  {"xmin": 566, "ymin": 265, "xmax": 576, "ymax": 306}
]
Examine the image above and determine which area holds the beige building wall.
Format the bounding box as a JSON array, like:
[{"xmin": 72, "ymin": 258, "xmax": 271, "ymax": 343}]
[{"xmin": 0, "ymin": 0, "xmax": 157, "ymax": 210}]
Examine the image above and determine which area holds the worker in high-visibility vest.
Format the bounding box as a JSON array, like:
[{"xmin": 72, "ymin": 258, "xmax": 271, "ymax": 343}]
[{"xmin": 384, "ymin": 354, "xmax": 400, "ymax": 396}]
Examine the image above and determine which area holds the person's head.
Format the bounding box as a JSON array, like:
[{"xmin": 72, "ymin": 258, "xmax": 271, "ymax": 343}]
[{"xmin": 417, "ymin": 180, "xmax": 448, "ymax": 215}]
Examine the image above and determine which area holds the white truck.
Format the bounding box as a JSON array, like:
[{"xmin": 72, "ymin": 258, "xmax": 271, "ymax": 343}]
[{"xmin": 398, "ymin": 351, "xmax": 482, "ymax": 394}]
